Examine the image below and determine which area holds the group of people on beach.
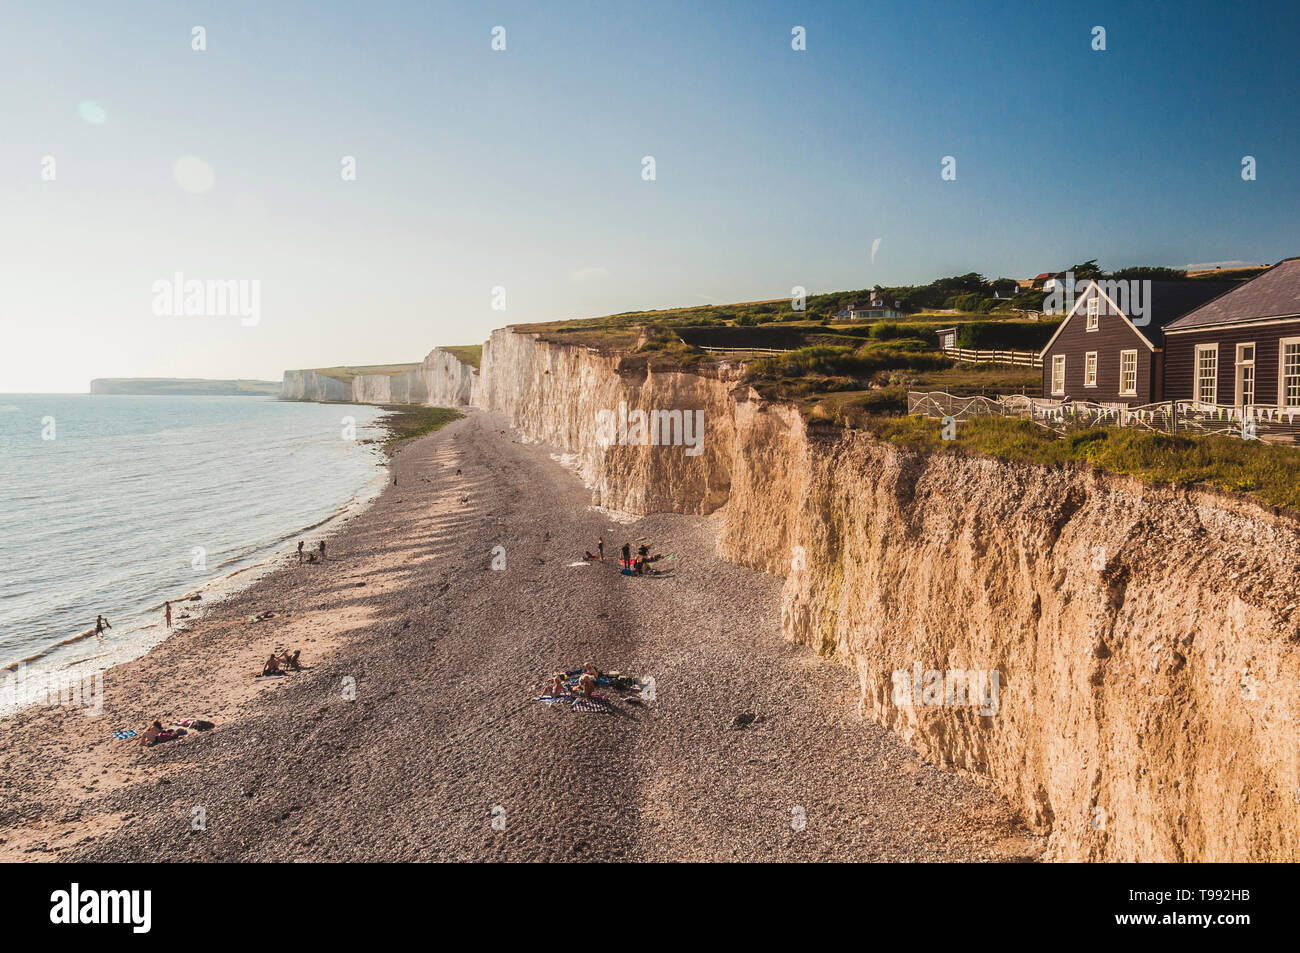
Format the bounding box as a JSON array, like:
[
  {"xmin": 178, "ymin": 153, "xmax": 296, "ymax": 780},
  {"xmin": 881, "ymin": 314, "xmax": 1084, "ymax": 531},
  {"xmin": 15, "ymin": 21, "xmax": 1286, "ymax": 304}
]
[
  {"xmin": 261, "ymin": 648, "xmax": 303, "ymax": 676},
  {"xmin": 97, "ymin": 603, "xmax": 174, "ymax": 639},
  {"xmin": 546, "ymin": 662, "xmax": 603, "ymax": 700},
  {"xmin": 621, "ymin": 542, "xmax": 663, "ymax": 575},
  {"xmin": 580, "ymin": 537, "xmax": 663, "ymax": 575}
]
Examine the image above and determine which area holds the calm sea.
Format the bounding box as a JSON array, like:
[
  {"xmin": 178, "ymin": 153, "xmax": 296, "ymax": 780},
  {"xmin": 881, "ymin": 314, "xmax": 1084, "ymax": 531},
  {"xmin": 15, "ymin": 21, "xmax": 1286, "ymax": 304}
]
[{"xmin": 0, "ymin": 395, "xmax": 387, "ymax": 702}]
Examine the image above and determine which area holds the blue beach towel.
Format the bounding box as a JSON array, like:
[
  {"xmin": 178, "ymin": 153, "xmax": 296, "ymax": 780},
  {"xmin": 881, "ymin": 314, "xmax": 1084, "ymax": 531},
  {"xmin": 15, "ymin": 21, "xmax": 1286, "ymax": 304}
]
[{"xmin": 112, "ymin": 729, "xmax": 138, "ymax": 740}]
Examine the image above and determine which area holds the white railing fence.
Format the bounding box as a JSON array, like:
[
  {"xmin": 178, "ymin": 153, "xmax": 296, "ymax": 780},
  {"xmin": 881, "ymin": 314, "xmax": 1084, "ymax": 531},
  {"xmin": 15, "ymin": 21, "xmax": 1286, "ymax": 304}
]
[{"xmin": 907, "ymin": 392, "xmax": 1300, "ymax": 441}]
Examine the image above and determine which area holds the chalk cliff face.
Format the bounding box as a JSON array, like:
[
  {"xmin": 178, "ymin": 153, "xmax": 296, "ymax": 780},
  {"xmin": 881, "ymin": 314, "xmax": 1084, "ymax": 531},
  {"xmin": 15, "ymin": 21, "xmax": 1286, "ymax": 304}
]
[
  {"xmin": 468, "ymin": 327, "xmax": 1300, "ymax": 861},
  {"xmin": 781, "ymin": 438, "xmax": 1300, "ymax": 862},
  {"xmin": 281, "ymin": 348, "xmax": 477, "ymax": 406},
  {"xmin": 279, "ymin": 370, "xmax": 352, "ymax": 402},
  {"xmin": 421, "ymin": 348, "xmax": 478, "ymax": 408},
  {"xmin": 351, "ymin": 369, "xmax": 428, "ymax": 405}
]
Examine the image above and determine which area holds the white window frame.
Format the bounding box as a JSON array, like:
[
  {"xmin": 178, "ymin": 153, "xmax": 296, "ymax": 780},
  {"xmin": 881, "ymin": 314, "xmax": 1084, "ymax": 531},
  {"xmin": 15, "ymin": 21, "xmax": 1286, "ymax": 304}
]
[
  {"xmin": 1279, "ymin": 337, "xmax": 1300, "ymax": 409},
  {"xmin": 1086, "ymin": 295, "xmax": 1100, "ymax": 331},
  {"xmin": 1051, "ymin": 354, "xmax": 1066, "ymax": 396},
  {"xmin": 1119, "ymin": 350, "xmax": 1138, "ymax": 397},
  {"xmin": 1235, "ymin": 342, "xmax": 1256, "ymax": 408},
  {"xmin": 1195, "ymin": 343, "xmax": 1219, "ymax": 406},
  {"xmin": 1084, "ymin": 351, "xmax": 1098, "ymax": 388}
]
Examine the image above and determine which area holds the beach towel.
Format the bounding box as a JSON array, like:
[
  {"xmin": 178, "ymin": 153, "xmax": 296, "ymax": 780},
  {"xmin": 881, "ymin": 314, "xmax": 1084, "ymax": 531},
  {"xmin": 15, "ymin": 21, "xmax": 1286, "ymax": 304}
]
[
  {"xmin": 572, "ymin": 696, "xmax": 612, "ymax": 714},
  {"xmin": 535, "ymin": 695, "xmax": 575, "ymax": 706},
  {"xmin": 254, "ymin": 673, "xmax": 287, "ymax": 681},
  {"xmin": 112, "ymin": 729, "xmax": 138, "ymax": 740},
  {"xmin": 567, "ymin": 561, "xmax": 590, "ymax": 567}
]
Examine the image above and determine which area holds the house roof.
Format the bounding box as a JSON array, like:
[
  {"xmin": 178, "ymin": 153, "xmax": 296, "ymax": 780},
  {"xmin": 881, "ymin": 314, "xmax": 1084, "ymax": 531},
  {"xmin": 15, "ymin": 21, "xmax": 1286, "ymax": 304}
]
[
  {"xmin": 1134, "ymin": 281, "xmax": 1239, "ymax": 346},
  {"xmin": 1037, "ymin": 280, "xmax": 1238, "ymax": 355},
  {"xmin": 1163, "ymin": 257, "xmax": 1300, "ymax": 332}
]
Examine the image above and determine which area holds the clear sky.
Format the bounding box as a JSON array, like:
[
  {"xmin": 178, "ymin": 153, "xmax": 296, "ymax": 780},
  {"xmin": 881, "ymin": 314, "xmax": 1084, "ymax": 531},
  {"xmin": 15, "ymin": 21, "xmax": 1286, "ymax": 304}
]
[{"xmin": 2, "ymin": 0, "xmax": 1298, "ymax": 392}]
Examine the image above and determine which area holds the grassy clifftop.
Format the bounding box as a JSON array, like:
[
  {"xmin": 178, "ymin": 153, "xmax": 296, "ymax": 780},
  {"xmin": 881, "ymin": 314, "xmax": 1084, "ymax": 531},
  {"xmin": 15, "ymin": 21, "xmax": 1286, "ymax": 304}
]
[
  {"xmin": 307, "ymin": 364, "xmax": 419, "ymax": 383},
  {"xmin": 439, "ymin": 346, "xmax": 482, "ymax": 369}
]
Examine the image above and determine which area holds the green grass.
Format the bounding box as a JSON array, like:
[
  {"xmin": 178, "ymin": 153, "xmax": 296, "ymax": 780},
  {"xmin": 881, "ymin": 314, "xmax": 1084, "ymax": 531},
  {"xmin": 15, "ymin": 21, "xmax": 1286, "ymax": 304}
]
[
  {"xmin": 312, "ymin": 363, "xmax": 420, "ymax": 383},
  {"xmin": 379, "ymin": 405, "xmax": 462, "ymax": 454},
  {"xmin": 855, "ymin": 415, "xmax": 1300, "ymax": 511},
  {"xmin": 440, "ymin": 345, "xmax": 482, "ymax": 369},
  {"xmin": 511, "ymin": 290, "xmax": 1300, "ymax": 510}
]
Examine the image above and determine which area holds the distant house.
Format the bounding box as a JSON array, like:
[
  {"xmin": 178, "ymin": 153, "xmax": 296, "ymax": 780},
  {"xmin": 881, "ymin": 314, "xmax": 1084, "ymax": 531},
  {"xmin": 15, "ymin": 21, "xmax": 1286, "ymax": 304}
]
[
  {"xmin": 1027, "ymin": 272, "xmax": 1064, "ymax": 292},
  {"xmin": 1038, "ymin": 280, "xmax": 1236, "ymax": 404},
  {"xmin": 847, "ymin": 292, "xmax": 906, "ymax": 320},
  {"xmin": 1163, "ymin": 258, "xmax": 1300, "ymax": 409}
]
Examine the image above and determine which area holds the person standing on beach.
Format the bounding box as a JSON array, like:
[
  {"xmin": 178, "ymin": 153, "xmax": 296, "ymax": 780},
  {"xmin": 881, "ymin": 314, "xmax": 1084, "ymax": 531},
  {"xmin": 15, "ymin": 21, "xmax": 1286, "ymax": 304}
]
[
  {"xmin": 319, "ymin": 540, "xmax": 326, "ymax": 561},
  {"xmin": 297, "ymin": 541, "xmax": 304, "ymax": 564},
  {"xmin": 597, "ymin": 537, "xmax": 604, "ymax": 560},
  {"xmin": 164, "ymin": 601, "xmax": 172, "ymax": 629},
  {"xmin": 95, "ymin": 614, "xmax": 111, "ymax": 638}
]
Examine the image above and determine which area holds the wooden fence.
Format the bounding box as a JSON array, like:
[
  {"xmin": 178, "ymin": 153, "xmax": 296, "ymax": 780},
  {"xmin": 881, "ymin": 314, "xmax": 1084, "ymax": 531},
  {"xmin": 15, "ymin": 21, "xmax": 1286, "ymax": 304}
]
[
  {"xmin": 693, "ymin": 345, "xmax": 792, "ymax": 355},
  {"xmin": 940, "ymin": 345, "xmax": 1043, "ymax": 368}
]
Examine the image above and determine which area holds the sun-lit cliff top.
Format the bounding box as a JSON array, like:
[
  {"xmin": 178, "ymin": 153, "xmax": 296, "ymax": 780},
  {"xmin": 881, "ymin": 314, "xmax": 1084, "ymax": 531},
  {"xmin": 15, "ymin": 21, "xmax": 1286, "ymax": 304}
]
[
  {"xmin": 300, "ymin": 364, "xmax": 420, "ymax": 383},
  {"xmin": 438, "ymin": 346, "xmax": 482, "ymax": 369}
]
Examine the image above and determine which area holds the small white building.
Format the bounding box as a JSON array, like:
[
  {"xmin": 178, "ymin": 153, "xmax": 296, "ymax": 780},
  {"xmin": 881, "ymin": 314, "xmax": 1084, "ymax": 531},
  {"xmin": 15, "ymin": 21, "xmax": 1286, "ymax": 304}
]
[{"xmin": 847, "ymin": 291, "xmax": 906, "ymax": 320}]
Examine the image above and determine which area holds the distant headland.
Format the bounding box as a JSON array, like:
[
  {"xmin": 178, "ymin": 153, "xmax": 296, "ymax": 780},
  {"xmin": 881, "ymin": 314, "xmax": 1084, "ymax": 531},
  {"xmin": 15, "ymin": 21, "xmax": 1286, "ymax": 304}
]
[{"xmin": 89, "ymin": 378, "xmax": 281, "ymax": 396}]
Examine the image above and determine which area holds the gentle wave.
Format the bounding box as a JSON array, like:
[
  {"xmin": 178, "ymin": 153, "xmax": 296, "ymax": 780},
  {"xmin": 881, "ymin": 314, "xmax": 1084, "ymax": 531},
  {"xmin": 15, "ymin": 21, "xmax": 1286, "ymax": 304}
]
[{"xmin": 0, "ymin": 394, "xmax": 388, "ymax": 697}]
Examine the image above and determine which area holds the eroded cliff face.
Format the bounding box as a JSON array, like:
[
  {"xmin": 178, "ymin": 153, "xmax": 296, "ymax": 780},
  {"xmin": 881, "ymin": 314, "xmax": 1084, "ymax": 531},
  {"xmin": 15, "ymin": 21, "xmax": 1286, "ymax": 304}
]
[
  {"xmin": 781, "ymin": 438, "xmax": 1300, "ymax": 861},
  {"xmin": 476, "ymin": 329, "xmax": 805, "ymax": 527},
  {"xmin": 421, "ymin": 348, "xmax": 478, "ymax": 408},
  {"xmin": 280, "ymin": 370, "xmax": 352, "ymax": 402},
  {"xmin": 352, "ymin": 369, "xmax": 428, "ymax": 405},
  {"xmin": 470, "ymin": 327, "xmax": 1300, "ymax": 861}
]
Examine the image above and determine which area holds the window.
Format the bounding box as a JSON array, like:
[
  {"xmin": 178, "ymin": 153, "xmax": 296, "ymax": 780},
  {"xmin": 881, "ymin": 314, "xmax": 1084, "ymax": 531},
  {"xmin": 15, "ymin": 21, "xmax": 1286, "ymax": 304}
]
[
  {"xmin": 1051, "ymin": 355, "xmax": 1066, "ymax": 396},
  {"xmin": 1280, "ymin": 338, "xmax": 1300, "ymax": 408},
  {"xmin": 1119, "ymin": 350, "xmax": 1138, "ymax": 396},
  {"xmin": 1086, "ymin": 295, "xmax": 1100, "ymax": 331},
  {"xmin": 1085, "ymin": 351, "xmax": 1098, "ymax": 387},
  {"xmin": 1196, "ymin": 344, "xmax": 1218, "ymax": 406},
  {"xmin": 1235, "ymin": 343, "xmax": 1255, "ymax": 407}
]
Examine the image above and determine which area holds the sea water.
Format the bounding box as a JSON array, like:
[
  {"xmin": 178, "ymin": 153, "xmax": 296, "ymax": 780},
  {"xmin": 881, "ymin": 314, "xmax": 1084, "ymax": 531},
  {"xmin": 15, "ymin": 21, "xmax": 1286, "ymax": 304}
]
[{"xmin": 0, "ymin": 395, "xmax": 387, "ymax": 706}]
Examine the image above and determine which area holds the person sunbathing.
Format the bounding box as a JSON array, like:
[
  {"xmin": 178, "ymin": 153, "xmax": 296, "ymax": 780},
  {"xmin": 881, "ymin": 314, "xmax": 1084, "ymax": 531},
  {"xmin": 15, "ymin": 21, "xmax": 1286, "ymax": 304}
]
[
  {"xmin": 139, "ymin": 720, "xmax": 187, "ymax": 747},
  {"xmin": 545, "ymin": 672, "xmax": 568, "ymax": 697},
  {"xmin": 277, "ymin": 649, "xmax": 301, "ymax": 671},
  {"xmin": 262, "ymin": 654, "xmax": 282, "ymax": 676},
  {"xmin": 577, "ymin": 672, "xmax": 597, "ymax": 698}
]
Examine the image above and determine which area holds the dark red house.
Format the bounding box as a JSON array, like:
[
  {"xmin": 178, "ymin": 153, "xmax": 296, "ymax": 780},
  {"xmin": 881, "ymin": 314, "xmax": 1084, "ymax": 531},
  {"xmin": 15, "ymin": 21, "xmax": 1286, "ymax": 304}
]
[
  {"xmin": 1039, "ymin": 280, "xmax": 1236, "ymax": 404},
  {"xmin": 1162, "ymin": 259, "xmax": 1300, "ymax": 411}
]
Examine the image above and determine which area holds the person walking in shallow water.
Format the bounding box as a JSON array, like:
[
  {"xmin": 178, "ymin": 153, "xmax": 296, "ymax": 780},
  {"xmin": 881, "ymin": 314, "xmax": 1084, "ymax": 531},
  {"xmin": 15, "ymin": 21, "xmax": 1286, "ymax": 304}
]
[
  {"xmin": 164, "ymin": 601, "xmax": 172, "ymax": 629},
  {"xmin": 95, "ymin": 614, "xmax": 111, "ymax": 639},
  {"xmin": 297, "ymin": 541, "xmax": 304, "ymax": 564}
]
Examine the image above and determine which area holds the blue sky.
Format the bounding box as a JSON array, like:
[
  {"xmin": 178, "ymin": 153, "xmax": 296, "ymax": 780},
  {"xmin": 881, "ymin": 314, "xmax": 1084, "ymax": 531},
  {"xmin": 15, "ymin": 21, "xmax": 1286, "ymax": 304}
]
[{"xmin": 2, "ymin": 0, "xmax": 1298, "ymax": 391}]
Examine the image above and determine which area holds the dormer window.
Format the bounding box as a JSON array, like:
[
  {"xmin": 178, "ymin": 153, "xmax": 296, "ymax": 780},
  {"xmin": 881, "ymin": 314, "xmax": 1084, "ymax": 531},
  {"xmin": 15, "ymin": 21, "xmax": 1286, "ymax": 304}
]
[{"xmin": 1086, "ymin": 295, "xmax": 1100, "ymax": 331}]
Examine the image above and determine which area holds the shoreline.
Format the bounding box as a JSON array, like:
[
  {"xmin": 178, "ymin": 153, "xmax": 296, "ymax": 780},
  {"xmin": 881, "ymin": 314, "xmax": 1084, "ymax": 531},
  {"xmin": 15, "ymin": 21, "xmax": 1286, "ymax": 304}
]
[
  {"xmin": 0, "ymin": 409, "xmax": 1038, "ymax": 861},
  {"xmin": 0, "ymin": 404, "xmax": 433, "ymax": 715}
]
